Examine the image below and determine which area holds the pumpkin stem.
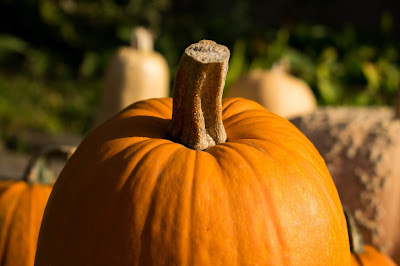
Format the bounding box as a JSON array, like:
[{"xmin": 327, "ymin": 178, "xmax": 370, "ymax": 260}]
[
  {"xmin": 394, "ymin": 88, "xmax": 400, "ymax": 119},
  {"xmin": 344, "ymin": 208, "xmax": 365, "ymax": 254},
  {"xmin": 272, "ymin": 58, "xmax": 290, "ymax": 73},
  {"xmin": 169, "ymin": 40, "xmax": 230, "ymax": 150},
  {"xmin": 23, "ymin": 145, "xmax": 76, "ymax": 185},
  {"xmin": 130, "ymin": 27, "xmax": 153, "ymax": 52}
]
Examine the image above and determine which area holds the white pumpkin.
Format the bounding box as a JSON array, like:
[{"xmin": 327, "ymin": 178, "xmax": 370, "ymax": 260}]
[
  {"xmin": 227, "ymin": 61, "xmax": 316, "ymax": 119},
  {"xmin": 96, "ymin": 27, "xmax": 169, "ymax": 125}
]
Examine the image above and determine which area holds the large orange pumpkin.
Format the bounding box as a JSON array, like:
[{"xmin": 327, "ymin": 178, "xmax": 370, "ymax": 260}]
[
  {"xmin": 35, "ymin": 40, "xmax": 350, "ymax": 265},
  {"xmin": 0, "ymin": 146, "xmax": 75, "ymax": 266}
]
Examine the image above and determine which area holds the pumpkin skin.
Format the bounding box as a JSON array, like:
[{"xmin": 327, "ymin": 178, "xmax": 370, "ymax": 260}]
[
  {"xmin": 227, "ymin": 63, "xmax": 316, "ymax": 119},
  {"xmin": 351, "ymin": 245, "xmax": 397, "ymax": 266},
  {"xmin": 0, "ymin": 181, "xmax": 51, "ymax": 266},
  {"xmin": 95, "ymin": 27, "xmax": 170, "ymax": 125},
  {"xmin": 35, "ymin": 97, "xmax": 350, "ymax": 265}
]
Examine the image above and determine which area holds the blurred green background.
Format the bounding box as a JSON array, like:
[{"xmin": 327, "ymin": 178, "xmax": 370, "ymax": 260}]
[{"xmin": 1, "ymin": 0, "xmax": 399, "ymax": 152}]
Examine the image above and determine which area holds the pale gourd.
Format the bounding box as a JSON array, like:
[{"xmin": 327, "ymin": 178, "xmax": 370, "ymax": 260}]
[
  {"xmin": 227, "ymin": 61, "xmax": 317, "ymax": 119},
  {"xmin": 95, "ymin": 27, "xmax": 170, "ymax": 125}
]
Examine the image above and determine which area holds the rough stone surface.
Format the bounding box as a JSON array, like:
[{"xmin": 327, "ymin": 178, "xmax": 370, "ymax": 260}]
[{"xmin": 291, "ymin": 107, "xmax": 400, "ymax": 264}]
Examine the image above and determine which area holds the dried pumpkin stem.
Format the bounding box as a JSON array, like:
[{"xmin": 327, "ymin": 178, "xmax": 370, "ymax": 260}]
[
  {"xmin": 23, "ymin": 145, "xmax": 76, "ymax": 184},
  {"xmin": 395, "ymin": 89, "xmax": 400, "ymax": 119},
  {"xmin": 130, "ymin": 27, "xmax": 153, "ymax": 52},
  {"xmin": 344, "ymin": 208, "xmax": 365, "ymax": 254},
  {"xmin": 169, "ymin": 40, "xmax": 230, "ymax": 150}
]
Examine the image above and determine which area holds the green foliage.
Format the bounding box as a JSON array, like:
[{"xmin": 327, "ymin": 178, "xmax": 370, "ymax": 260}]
[
  {"xmin": 226, "ymin": 19, "xmax": 400, "ymax": 106},
  {"xmin": 0, "ymin": 74, "xmax": 99, "ymax": 149},
  {"xmin": 0, "ymin": 0, "xmax": 399, "ymax": 149},
  {"xmin": 225, "ymin": 40, "xmax": 247, "ymax": 92},
  {"xmin": 0, "ymin": 34, "xmax": 28, "ymax": 60}
]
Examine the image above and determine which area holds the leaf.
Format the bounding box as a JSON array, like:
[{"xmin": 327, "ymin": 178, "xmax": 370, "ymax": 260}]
[
  {"xmin": 361, "ymin": 62, "xmax": 380, "ymax": 93},
  {"xmin": 0, "ymin": 34, "xmax": 28, "ymax": 55}
]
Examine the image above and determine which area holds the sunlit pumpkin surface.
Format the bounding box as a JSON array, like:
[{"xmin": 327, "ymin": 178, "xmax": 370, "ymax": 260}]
[
  {"xmin": 35, "ymin": 97, "xmax": 350, "ymax": 265},
  {"xmin": 0, "ymin": 181, "xmax": 51, "ymax": 266}
]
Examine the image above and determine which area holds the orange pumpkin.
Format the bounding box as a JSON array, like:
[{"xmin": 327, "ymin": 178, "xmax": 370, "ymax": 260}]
[
  {"xmin": 0, "ymin": 146, "xmax": 75, "ymax": 266},
  {"xmin": 345, "ymin": 209, "xmax": 397, "ymax": 266},
  {"xmin": 35, "ymin": 40, "xmax": 350, "ymax": 265},
  {"xmin": 351, "ymin": 246, "xmax": 397, "ymax": 266}
]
